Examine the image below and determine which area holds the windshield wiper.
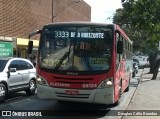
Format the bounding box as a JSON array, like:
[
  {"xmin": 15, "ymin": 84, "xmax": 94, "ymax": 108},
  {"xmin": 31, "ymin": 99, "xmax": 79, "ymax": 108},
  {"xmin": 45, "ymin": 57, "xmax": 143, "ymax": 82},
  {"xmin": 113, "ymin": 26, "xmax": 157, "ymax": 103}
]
[
  {"xmin": 54, "ymin": 40, "xmax": 73, "ymax": 70},
  {"xmin": 54, "ymin": 51, "xmax": 70, "ymax": 70}
]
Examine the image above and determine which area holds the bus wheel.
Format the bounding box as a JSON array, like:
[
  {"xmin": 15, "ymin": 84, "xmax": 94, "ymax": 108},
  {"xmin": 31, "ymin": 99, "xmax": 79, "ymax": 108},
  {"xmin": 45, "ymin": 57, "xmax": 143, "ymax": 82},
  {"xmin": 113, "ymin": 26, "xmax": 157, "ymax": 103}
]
[
  {"xmin": 119, "ymin": 81, "xmax": 122, "ymax": 98},
  {"xmin": 125, "ymin": 79, "xmax": 130, "ymax": 92},
  {"xmin": 114, "ymin": 82, "xmax": 122, "ymax": 106}
]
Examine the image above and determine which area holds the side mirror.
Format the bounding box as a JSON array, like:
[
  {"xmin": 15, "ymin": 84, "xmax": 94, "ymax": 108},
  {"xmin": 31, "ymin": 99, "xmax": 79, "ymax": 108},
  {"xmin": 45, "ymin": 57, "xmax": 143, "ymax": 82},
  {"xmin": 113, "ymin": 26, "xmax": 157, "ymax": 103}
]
[
  {"xmin": 27, "ymin": 41, "xmax": 33, "ymax": 54},
  {"xmin": 29, "ymin": 30, "xmax": 41, "ymax": 39},
  {"xmin": 7, "ymin": 68, "xmax": 16, "ymax": 78},
  {"xmin": 117, "ymin": 41, "xmax": 123, "ymax": 54},
  {"xmin": 8, "ymin": 68, "xmax": 16, "ymax": 72},
  {"xmin": 28, "ymin": 29, "xmax": 41, "ymax": 54}
]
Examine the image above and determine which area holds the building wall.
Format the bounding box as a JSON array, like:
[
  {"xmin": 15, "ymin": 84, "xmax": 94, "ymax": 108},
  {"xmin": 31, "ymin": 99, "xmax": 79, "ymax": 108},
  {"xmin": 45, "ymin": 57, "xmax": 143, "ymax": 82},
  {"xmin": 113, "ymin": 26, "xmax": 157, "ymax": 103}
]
[
  {"xmin": 0, "ymin": 0, "xmax": 91, "ymax": 39},
  {"xmin": 53, "ymin": 0, "xmax": 91, "ymax": 22}
]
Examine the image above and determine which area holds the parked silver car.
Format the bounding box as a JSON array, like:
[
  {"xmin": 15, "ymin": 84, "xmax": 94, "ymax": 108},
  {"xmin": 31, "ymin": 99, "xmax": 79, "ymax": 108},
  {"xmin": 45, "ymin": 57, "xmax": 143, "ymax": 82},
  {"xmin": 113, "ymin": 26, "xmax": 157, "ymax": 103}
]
[{"xmin": 0, "ymin": 57, "xmax": 37, "ymax": 102}]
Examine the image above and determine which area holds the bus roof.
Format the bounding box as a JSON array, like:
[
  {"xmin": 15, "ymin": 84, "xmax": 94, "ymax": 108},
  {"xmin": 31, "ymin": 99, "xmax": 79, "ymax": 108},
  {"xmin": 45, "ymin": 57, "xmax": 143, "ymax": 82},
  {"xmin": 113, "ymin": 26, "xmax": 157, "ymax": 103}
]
[
  {"xmin": 42, "ymin": 21, "xmax": 132, "ymax": 44},
  {"xmin": 115, "ymin": 25, "xmax": 133, "ymax": 44},
  {"xmin": 45, "ymin": 21, "xmax": 114, "ymax": 27}
]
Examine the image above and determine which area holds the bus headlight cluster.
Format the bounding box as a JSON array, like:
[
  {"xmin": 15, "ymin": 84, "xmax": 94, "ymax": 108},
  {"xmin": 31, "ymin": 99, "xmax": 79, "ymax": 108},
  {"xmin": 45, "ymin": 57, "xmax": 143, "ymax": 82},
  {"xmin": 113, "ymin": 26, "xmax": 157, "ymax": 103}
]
[
  {"xmin": 36, "ymin": 75, "xmax": 49, "ymax": 86},
  {"xmin": 98, "ymin": 77, "xmax": 113, "ymax": 88}
]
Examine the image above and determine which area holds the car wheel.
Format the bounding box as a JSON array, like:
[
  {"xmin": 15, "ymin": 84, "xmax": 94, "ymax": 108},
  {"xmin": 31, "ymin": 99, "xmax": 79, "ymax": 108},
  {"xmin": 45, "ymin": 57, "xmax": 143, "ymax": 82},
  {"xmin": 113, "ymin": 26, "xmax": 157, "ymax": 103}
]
[
  {"xmin": 0, "ymin": 83, "xmax": 7, "ymax": 103},
  {"xmin": 25, "ymin": 79, "xmax": 36, "ymax": 96}
]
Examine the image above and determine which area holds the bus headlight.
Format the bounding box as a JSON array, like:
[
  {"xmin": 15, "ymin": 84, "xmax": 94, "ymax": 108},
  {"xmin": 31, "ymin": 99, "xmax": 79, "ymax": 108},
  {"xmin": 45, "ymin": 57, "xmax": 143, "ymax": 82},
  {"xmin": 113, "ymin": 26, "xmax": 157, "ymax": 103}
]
[
  {"xmin": 98, "ymin": 77, "xmax": 113, "ymax": 88},
  {"xmin": 36, "ymin": 75, "xmax": 49, "ymax": 86}
]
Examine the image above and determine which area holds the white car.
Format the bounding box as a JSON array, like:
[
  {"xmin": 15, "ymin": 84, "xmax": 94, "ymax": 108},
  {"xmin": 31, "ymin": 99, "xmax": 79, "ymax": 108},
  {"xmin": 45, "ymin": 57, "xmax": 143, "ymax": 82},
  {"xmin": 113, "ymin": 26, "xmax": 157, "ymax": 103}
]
[
  {"xmin": 0, "ymin": 57, "xmax": 37, "ymax": 102},
  {"xmin": 133, "ymin": 55, "xmax": 149, "ymax": 67}
]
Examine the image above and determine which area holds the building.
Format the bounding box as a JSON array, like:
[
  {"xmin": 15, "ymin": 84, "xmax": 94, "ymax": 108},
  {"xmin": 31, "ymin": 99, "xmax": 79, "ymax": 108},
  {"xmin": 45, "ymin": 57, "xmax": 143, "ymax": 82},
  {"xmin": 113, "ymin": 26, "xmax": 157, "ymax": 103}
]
[{"xmin": 0, "ymin": 0, "xmax": 91, "ymax": 58}]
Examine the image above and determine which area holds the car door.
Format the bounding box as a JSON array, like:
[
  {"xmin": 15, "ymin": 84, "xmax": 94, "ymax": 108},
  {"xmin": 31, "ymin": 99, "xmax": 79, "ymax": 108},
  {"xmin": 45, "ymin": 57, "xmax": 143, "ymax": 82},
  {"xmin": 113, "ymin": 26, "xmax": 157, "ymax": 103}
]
[
  {"xmin": 8, "ymin": 60, "xmax": 23, "ymax": 90},
  {"xmin": 18, "ymin": 60, "xmax": 34, "ymax": 87}
]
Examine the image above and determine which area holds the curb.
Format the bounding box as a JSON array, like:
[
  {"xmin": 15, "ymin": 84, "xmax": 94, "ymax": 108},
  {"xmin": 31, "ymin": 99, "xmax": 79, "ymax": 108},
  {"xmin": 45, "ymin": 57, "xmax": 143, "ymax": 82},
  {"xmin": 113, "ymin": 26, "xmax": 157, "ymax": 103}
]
[
  {"xmin": 121, "ymin": 69, "xmax": 144, "ymax": 119},
  {"xmin": 130, "ymin": 68, "xmax": 144, "ymax": 101},
  {"xmin": 125, "ymin": 68, "xmax": 144, "ymax": 108}
]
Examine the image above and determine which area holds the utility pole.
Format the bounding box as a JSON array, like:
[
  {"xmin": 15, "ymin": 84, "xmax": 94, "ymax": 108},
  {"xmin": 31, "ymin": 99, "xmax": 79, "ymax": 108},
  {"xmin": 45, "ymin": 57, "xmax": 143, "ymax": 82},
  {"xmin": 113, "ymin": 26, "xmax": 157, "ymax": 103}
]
[{"xmin": 52, "ymin": 0, "xmax": 56, "ymax": 23}]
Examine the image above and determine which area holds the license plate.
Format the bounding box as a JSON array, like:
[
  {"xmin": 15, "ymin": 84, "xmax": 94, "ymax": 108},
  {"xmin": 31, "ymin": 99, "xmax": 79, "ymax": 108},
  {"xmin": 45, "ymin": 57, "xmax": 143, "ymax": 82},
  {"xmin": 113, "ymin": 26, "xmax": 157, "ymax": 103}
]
[{"xmin": 65, "ymin": 90, "xmax": 79, "ymax": 95}]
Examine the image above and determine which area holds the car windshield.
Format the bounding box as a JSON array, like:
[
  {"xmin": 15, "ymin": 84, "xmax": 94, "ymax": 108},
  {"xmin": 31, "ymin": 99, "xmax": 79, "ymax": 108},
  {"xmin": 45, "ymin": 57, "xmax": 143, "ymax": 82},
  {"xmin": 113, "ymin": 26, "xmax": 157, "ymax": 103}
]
[
  {"xmin": 39, "ymin": 25, "xmax": 113, "ymax": 71},
  {"xmin": 0, "ymin": 59, "xmax": 8, "ymax": 72}
]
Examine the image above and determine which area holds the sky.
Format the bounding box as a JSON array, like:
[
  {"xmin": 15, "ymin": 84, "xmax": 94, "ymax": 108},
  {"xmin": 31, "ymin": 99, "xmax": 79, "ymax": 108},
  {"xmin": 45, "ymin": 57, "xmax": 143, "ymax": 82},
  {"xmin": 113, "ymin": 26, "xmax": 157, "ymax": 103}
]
[{"xmin": 84, "ymin": 0, "xmax": 123, "ymax": 23}]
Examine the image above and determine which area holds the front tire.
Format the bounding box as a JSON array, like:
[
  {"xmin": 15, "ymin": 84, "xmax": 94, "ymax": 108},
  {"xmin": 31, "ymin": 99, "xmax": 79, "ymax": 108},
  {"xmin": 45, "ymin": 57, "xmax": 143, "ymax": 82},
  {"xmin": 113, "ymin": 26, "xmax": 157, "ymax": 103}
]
[
  {"xmin": 0, "ymin": 83, "xmax": 7, "ymax": 103},
  {"xmin": 25, "ymin": 79, "xmax": 36, "ymax": 96},
  {"xmin": 125, "ymin": 79, "xmax": 130, "ymax": 92},
  {"xmin": 114, "ymin": 81, "xmax": 122, "ymax": 106}
]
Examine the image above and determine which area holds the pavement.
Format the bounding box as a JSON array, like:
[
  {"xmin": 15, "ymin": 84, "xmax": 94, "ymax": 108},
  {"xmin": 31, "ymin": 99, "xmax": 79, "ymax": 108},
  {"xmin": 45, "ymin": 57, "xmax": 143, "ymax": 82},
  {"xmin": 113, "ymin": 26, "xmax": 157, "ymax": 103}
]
[{"xmin": 122, "ymin": 68, "xmax": 160, "ymax": 119}]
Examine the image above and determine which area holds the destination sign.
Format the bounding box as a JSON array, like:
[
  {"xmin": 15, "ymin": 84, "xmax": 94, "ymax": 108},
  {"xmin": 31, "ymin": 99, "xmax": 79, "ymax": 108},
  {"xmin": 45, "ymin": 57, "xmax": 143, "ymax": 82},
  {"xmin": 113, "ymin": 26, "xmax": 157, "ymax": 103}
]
[{"xmin": 55, "ymin": 31, "xmax": 104, "ymax": 39}]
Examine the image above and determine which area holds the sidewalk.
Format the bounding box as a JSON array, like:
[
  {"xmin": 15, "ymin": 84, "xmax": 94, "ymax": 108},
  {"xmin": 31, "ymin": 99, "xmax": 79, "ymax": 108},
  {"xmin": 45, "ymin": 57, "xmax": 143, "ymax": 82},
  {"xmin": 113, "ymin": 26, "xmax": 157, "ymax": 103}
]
[{"xmin": 122, "ymin": 68, "xmax": 160, "ymax": 119}]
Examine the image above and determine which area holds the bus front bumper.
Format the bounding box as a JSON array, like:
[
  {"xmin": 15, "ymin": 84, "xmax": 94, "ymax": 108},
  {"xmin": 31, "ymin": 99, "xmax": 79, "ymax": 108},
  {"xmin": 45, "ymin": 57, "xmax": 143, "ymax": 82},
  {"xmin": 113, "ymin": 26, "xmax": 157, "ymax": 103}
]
[{"xmin": 37, "ymin": 84, "xmax": 115, "ymax": 104}]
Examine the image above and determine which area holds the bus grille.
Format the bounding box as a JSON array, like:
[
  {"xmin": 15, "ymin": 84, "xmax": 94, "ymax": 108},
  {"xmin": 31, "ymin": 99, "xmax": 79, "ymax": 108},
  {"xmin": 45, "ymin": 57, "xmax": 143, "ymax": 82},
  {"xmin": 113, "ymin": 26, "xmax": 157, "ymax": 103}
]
[
  {"xmin": 53, "ymin": 76, "xmax": 93, "ymax": 84},
  {"xmin": 55, "ymin": 92, "xmax": 90, "ymax": 99}
]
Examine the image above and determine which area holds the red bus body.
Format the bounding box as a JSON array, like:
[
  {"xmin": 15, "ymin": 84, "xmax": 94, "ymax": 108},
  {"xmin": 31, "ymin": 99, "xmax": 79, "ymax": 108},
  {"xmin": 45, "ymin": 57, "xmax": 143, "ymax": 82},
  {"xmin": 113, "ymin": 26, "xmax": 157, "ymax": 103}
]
[{"xmin": 32, "ymin": 22, "xmax": 133, "ymax": 105}]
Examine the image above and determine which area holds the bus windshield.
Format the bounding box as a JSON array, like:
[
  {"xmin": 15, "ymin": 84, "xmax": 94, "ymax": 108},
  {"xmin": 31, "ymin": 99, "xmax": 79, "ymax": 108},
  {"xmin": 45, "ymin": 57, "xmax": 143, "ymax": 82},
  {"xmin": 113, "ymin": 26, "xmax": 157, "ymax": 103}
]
[{"xmin": 39, "ymin": 25, "xmax": 113, "ymax": 71}]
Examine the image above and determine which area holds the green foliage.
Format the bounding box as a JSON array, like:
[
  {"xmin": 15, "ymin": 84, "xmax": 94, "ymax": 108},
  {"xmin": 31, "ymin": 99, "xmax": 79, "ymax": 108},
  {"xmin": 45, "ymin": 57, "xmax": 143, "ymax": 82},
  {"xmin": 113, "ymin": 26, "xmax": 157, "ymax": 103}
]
[{"xmin": 113, "ymin": 0, "xmax": 160, "ymax": 54}]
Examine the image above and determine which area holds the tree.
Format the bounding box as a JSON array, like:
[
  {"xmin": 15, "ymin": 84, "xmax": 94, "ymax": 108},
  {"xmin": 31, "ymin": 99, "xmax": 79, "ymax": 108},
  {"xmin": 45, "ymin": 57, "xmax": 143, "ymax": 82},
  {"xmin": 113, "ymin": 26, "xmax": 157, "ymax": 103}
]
[{"xmin": 113, "ymin": 0, "xmax": 160, "ymax": 72}]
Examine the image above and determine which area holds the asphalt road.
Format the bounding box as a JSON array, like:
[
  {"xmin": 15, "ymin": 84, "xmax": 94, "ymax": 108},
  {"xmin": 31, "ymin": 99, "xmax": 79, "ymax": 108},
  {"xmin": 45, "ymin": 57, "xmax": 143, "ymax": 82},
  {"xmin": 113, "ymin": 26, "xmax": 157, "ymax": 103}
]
[{"xmin": 0, "ymin": 70, "xmax": 143, "ymax": 119}]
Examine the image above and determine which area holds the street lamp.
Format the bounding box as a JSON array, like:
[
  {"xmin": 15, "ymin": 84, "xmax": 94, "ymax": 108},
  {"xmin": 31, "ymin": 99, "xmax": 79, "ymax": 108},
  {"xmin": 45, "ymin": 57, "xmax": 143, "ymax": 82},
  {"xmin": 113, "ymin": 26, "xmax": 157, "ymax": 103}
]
[{"xmin": 51, "ymin": 0, "xmax": 82, "ymax": 23}]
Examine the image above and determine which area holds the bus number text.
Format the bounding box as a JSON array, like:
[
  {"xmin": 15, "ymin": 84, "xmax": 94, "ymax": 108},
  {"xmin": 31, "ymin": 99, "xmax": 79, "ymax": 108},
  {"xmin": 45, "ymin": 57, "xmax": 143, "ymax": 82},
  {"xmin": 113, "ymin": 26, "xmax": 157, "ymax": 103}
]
[{"xmin": 82, "ymin": 84, "xmax": 97, "ymax": 88}]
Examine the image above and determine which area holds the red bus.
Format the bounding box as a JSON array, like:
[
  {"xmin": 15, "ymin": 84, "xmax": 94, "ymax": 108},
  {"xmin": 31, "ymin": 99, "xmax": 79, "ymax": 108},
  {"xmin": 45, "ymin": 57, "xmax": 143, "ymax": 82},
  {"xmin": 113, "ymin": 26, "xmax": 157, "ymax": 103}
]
[{"xmin": 28, "ymin": 22, "xmax": 133, "ymax": 105}]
